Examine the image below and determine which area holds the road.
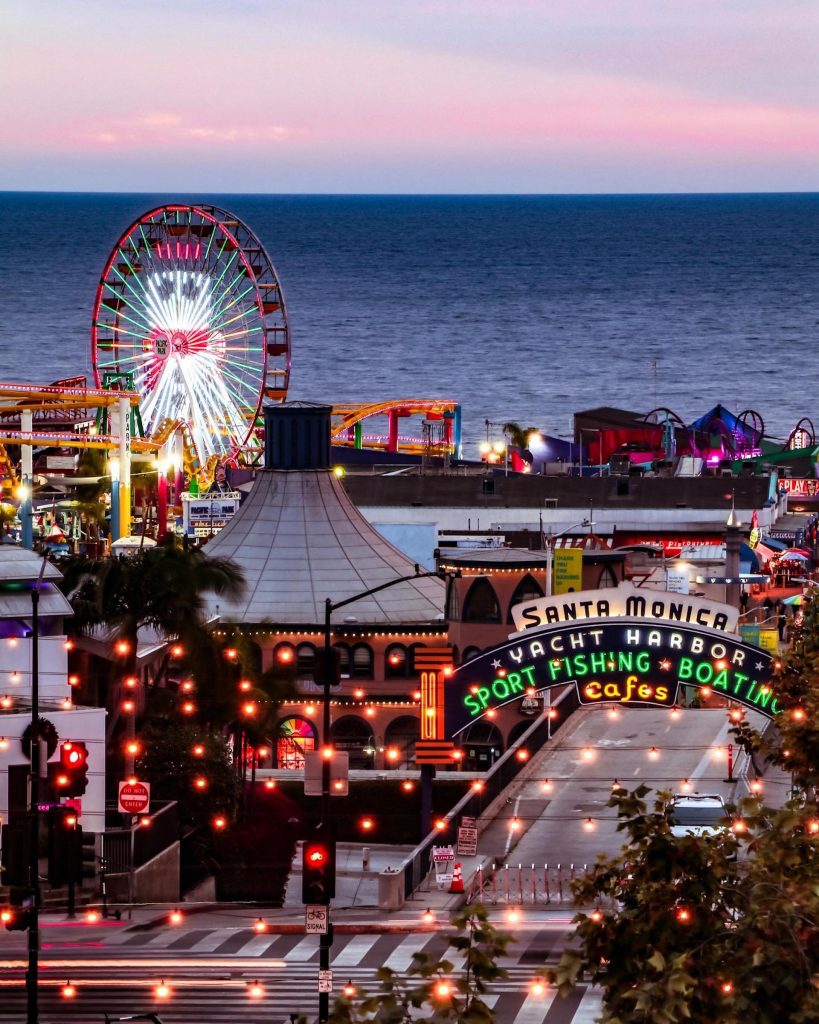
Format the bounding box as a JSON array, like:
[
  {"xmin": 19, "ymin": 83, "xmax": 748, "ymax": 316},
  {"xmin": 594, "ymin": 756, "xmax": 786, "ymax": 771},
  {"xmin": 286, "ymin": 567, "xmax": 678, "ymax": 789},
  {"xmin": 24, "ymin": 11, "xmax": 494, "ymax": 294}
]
[
  {"xmin": 476, "ymin": 704, "xmax": 772, "ymax": 874},
  {"xmin": 0, "ymin": 704, "xmax": 782, "ymax": 1022},
  {"xmin": 0, "ymin": 911, "xmax": 596, "ymax": 1023}
]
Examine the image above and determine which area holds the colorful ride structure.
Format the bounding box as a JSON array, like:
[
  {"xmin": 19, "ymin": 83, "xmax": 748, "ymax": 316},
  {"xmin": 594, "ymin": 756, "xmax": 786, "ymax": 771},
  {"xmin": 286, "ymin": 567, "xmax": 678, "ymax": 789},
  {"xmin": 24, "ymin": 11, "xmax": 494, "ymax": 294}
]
[
  {"xmin": 331, "ymin": 399, "xmax": 462, "ymax": 458},
  {"xmin": 0, "ymin": 204, "xmax": 462, "ymax": 550}
]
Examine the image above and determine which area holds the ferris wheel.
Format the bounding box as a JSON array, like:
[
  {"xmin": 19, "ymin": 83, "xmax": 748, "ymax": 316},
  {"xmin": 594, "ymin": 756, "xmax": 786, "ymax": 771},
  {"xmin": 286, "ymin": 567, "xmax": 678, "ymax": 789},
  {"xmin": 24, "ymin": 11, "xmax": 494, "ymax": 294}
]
[{"xmin": 92, "ymin": 204, "xmax": 290, "ymax": 462}]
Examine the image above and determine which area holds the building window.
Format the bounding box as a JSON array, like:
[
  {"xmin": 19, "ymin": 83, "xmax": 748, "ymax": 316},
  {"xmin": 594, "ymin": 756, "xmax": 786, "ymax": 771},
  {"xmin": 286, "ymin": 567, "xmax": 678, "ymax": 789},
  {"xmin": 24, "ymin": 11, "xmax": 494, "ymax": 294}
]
[
  {"xmin": 274, "ymin": 642, "xmax": 296, "ymax": 668},
  {"xmin": 334, "ymin": 643, "xmax": 351, "ymax": 679},
  {"xmin": 597, "ymin": 565, "xmax": 618, "ymax": 588},
  {"xmin": 276, "ymin": 716, "xmax": 317, "ymax": 770},
  {"xmin": 461, "ymin": 577, "xmax": 501, "ymax": 623},
  {"xmin": 351, "ymin": 643, "xmax": 373, "ymax": 679},
  {"xmin": 385, "ymin": 644, "xmax": 408, "ymax": 679},
  {"xmin": 296, "ymin": 643, "xmax": 316, "ymax": 678},
  {"xmin": 506, "ymin": 573, "xmax": 545, "ymax": 623}
]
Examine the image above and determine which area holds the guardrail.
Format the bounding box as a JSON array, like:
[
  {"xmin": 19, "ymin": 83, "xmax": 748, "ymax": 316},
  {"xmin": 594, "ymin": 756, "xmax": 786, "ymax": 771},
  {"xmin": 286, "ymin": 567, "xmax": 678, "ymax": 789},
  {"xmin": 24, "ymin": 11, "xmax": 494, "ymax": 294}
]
[{"xmin": 399, "ymin": 685, "xmax": 582, "ymax": 899}]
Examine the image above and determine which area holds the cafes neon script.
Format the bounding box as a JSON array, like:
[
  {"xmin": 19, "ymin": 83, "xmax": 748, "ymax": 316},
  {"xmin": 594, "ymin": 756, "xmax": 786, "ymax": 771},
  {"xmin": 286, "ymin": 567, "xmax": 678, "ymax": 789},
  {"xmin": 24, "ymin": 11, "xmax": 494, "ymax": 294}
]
[{"xmin": 446, "ymin": 620, "xmax": 777, "ymax": 737}]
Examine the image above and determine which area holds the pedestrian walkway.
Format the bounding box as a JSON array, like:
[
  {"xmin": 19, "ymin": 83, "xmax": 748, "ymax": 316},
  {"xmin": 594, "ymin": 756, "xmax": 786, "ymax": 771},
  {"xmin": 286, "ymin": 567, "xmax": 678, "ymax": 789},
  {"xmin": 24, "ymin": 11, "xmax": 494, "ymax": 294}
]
[
  {"xmin": 90, "ymin": 917, "xmax": 573, "ymax": 968},
  {"xmin": 0, "ymin": 968, "xmax": 601, "ymax": 1024}
]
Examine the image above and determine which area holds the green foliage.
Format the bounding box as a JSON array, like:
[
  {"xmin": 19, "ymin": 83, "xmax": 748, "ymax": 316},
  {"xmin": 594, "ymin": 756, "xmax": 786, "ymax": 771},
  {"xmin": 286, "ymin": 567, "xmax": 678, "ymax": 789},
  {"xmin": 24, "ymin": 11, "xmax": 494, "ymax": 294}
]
[
  {"xmin": 136, "ymin": 717, "xmax": 239, "ymax": 829},
  {"xmin": 549, "ymin": 589, "xmax": 819, "ymax": 1022},
  {"xmin": 328, "ymin": 904, "xmax": 511, "ymax": 1024}
]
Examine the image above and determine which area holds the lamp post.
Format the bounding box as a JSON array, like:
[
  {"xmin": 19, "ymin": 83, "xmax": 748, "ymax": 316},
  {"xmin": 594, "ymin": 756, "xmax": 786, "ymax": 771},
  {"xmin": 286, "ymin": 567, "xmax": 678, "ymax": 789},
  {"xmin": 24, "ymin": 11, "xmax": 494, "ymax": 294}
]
[{"xmin": 318, "ymin": 565, "xmax": 445, "ymax": 1024}]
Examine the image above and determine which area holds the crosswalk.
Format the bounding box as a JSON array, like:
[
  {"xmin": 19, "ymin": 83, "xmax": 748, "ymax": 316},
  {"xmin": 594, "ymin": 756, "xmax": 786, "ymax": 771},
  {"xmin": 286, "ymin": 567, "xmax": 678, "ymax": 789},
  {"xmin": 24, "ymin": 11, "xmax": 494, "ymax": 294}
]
[
  {"xmin": 0, "ymin": 924, "xmax": 603, "ymax": 1022},
  {"xmin": 87, "ymin": 920, "xmax": 572, "ymax": 968},
  {"xmin": 0, "ymin": 968, "xmax": 603, "ymax": 1023}
]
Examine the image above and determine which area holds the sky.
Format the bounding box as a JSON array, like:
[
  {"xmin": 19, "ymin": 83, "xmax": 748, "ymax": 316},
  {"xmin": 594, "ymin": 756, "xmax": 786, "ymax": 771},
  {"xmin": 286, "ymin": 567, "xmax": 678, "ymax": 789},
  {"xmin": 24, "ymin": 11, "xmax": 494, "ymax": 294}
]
[{"xmin": 1, "ymin": 0, "xmax": 818, "ymax": 193}]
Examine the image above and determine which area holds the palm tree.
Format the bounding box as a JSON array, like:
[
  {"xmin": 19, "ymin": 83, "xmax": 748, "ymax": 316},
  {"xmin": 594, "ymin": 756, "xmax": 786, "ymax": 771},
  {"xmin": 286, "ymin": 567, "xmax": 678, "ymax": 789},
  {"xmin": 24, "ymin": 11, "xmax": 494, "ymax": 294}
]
[
  {"xmin": 502, "ymin": 421, "xmax": 540, "ymax": 462},
  {"xmin": 61, "ymin": 542, "xmax": 247, "ymax": 742}
]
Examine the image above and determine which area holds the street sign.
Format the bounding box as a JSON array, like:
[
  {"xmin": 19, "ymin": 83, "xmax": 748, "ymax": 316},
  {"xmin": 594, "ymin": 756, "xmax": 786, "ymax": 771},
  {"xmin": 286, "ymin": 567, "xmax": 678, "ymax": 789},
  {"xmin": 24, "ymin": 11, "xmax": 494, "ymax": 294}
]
[
  {"xmin": 305, "ymin": 905, "xmax": 329, "ymax": 934},
  {"xmin": 118, "ymin": 780, "xmax": 150, "ymax": 815},
  {"xmin": 456, "ymin": 825, "xmax": 478, "ymax": 857},
  {"xmin": 318, "ymin": 969, "xmax": 333, "ymax": 993}
]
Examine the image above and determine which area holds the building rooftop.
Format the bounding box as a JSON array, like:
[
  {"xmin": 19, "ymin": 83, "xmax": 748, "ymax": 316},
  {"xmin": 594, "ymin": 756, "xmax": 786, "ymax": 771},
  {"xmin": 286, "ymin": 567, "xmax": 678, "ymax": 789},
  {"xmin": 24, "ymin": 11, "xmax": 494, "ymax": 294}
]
[{"xmin": 202, "ymin": 469, "xmax": 445, "ymax": 626}]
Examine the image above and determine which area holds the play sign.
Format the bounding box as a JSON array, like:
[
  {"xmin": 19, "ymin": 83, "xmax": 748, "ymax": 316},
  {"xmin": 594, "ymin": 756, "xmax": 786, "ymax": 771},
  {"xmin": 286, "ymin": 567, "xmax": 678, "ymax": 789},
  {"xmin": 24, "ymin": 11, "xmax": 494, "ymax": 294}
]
[{"xmin": 118, "ymin": 780, "xmax": 151, "ymax": 815}]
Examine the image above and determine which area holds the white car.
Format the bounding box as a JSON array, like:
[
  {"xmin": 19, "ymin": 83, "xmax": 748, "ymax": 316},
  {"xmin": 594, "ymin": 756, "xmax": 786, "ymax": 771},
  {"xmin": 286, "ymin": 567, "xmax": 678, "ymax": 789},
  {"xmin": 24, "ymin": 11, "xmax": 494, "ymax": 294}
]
[{"xmin": 669, "ymin": 794, "xmax": 729, "ymax": 840}]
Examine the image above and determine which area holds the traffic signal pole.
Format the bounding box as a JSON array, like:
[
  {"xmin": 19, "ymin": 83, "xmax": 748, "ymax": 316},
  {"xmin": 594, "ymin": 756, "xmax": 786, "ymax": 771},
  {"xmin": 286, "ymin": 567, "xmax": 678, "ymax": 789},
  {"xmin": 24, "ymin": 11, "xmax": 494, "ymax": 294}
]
[
  {"xmin": 317, "ymin": 568, "xmax": 441, "ymax": 1023},
  {"xmin": 27, "ymin": 559, "xmax": 47, "ymax": 1024}
]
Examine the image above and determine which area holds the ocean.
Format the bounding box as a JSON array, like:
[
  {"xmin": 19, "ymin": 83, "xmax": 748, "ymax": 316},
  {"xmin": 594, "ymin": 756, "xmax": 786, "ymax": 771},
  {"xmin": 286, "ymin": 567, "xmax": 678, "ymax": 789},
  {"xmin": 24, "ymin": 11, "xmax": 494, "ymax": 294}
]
[{"xmin": 0, "ymin": 192, "xmax": 817, "ymax": 452}]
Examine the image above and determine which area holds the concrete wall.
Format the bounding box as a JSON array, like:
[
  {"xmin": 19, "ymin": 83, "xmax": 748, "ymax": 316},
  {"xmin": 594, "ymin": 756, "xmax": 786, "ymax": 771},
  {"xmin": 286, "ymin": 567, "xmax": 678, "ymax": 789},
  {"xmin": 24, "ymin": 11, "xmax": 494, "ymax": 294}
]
[{"xmin": 106, "ymin": 842, "xmax": 180, "ymax": 904}]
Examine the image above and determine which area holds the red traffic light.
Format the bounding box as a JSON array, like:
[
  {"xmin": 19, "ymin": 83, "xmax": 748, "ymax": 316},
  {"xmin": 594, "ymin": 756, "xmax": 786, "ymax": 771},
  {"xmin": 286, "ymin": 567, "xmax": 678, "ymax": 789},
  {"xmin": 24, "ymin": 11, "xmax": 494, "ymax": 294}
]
[
  {"xmin": 49, "ymin": 741, "xmax": 90, "ymax": 798},
  {"xmin": 302, "ymin": 832, "xmax": 335, "ymax": 905}
]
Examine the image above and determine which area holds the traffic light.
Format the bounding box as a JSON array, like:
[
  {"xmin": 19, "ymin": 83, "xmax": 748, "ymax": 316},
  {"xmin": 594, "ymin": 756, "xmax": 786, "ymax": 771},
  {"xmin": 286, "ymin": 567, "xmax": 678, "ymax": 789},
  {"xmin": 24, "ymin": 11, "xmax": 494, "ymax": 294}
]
[
  {"xmin": 47, "ymin": 807, "xmax": 81, "ymax": 886},
  {"xmin": 79, "ymin": 831, "xmax": 97, "ymax": 882},
  {"xmin": 301, "ymin": 826, "xmax": 335, "ymax": 905},
  {"xmin": 0, "ymin": 821, "xmax": 28, "ymax": 887},
  {"xmin": 48, "ymin": 741, "xmax": 89, "ymax": 798},
  {"xmin": 3, "ymin": 888, "xmax": 34, "ymax": 931},
  {"xmin": 313, "ymin": 648, "xmax": 341, "ymax": 688}
]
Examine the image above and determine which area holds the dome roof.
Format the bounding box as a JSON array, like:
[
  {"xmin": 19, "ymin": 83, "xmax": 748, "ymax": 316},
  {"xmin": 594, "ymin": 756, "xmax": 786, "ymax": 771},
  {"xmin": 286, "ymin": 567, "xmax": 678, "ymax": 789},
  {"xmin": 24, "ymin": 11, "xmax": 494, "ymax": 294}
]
[{"xmin": 202, "ymin": 469, "xmax": 444, "ymax": 626}]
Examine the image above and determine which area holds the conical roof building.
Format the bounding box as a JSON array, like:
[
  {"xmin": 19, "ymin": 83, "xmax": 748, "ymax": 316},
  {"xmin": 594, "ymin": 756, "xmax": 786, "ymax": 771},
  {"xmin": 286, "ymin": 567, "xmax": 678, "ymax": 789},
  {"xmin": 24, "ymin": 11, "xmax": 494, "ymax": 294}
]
[{"xmin": 203, "ymin": 403, "xmax": 444, "ymax": 626}]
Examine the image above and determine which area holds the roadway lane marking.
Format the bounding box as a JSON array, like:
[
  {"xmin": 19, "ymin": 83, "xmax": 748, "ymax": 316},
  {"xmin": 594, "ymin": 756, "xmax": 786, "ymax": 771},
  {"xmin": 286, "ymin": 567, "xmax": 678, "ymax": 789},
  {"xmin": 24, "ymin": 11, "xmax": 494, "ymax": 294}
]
[
  {"xmin": 572, "ymin": 986, "xmax": 603, "ymax": 1021},
  {"xmin": 689, "ymin": 719, "xmax": 731, "ymax": 785},
  {"xmin": 511, "ymin": 989, "xmax": 559, "ymax": 1022},
  {"xmin": 284, "ymin": 935, "xmax": 320, "ymax": 961},
  {"xmin": 186, "ymin": 931, "xmax": 247, "ymax": 953},
  {"xmin": 233, "ymin": 933, "xmax": 282, "ymax": 956},
  {"xmin": 331, "ymin": 934, "xmax": 380, "ymax": 967},
  {"xmin": 382, "ymin": 931, "xmax": 436, "ymax": 971}
]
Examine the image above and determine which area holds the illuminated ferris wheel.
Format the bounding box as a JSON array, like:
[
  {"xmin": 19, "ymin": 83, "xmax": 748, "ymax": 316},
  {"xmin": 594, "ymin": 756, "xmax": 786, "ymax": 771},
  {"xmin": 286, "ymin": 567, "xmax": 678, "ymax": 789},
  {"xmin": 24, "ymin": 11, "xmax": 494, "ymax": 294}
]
[{"xmin": 92, "ymin": 204, "xmax": 290, "ymax": 461}]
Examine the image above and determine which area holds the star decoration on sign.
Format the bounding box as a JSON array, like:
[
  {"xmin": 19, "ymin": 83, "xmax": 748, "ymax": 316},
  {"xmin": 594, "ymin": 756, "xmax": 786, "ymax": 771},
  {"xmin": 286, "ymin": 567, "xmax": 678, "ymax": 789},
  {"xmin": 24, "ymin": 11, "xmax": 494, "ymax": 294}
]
[
  {"xmin": 659, "ymin": 659, "xmax": 672, "ymax": 671},
  {"xmin": 492, "ymin": 659, "xmax": 502, "ymax": 670},
  {"xmin": 755, "ymin": 662, "xmax": 764, "ymax": 671}
]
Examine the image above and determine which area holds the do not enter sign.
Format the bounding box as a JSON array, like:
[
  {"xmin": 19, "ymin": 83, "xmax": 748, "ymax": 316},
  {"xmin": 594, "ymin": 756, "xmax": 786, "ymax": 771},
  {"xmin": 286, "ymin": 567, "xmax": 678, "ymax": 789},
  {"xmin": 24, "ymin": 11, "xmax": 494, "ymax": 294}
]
[{"xmin": 118, "ymin": 780, "xmax": 151, "ymax": 815}]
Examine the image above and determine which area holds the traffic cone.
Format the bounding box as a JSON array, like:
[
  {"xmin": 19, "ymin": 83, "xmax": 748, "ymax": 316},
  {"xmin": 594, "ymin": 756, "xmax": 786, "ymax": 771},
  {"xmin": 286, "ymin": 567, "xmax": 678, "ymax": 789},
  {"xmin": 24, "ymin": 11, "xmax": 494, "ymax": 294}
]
[{"xmin": 449, "ymin": 862, "xmax": 464, "ymax": 894}]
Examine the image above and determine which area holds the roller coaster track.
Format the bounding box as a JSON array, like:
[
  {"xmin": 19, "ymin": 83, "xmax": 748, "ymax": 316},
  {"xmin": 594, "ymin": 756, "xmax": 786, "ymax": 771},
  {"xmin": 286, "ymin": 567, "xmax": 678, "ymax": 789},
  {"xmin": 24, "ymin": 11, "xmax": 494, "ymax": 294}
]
[{"xmin": 331, "ymin": 398, "xmax": 458, "ymax": 445}]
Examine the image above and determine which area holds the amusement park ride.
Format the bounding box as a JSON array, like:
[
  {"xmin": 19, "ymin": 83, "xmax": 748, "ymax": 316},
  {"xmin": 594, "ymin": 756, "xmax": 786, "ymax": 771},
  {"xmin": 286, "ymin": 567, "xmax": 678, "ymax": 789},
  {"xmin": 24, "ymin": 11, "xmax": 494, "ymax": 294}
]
[{"xmin": 0, "ymin": 203, "xmax": 461, "ymax": 549}]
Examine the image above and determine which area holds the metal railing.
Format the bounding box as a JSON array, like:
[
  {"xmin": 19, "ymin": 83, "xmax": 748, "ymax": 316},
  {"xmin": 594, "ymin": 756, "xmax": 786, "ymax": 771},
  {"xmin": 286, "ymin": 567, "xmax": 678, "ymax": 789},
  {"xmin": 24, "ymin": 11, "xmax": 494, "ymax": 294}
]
[
  {"xmin": 399, "ymin": 685, "xmax": 581, "ymax": 899},
  {"xmin": 102, "ymin": 801, "xmax": 179, "ymax": 874},
  {"xmin": 466, "ymin": 862, "xmax": 593, "ymax": 905}
]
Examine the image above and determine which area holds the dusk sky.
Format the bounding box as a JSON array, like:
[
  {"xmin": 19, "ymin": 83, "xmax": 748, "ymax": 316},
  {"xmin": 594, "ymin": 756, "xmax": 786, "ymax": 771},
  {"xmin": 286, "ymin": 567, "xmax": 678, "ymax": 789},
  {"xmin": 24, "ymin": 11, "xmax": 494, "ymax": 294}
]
[{"xmin": 2, "ymin": 0, "xmax": 818, "ymax": 193}]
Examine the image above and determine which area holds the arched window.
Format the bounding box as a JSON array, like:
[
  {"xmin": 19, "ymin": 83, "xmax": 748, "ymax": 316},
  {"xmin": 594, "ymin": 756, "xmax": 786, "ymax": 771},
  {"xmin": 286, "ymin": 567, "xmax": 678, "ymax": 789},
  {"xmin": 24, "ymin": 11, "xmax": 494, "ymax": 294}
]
[
  {"xmin": 597, "ymin": 565, "xmax": 619, "ymax": 589},
  {"xmin": 461, "ymin": 577, "xmax": 501, "ymax": 623},
  {"xmin": 351, "ymin": 643, "xmax": 373, "ymax": 679},
  {"xmin": 296, "ymin": 643, "xmax": 316, "ymax": 678},
  {"xmin": 506, "ymin": 573, "xmax": 545, "ymax": 623},
  {"xmin": 274, "ymin": 642, "xmax": 296, "ymax": 669},
  {"xmin": 385, "ymin": 644, "xmax": 407, "ymax": 679},
  {"xmin": 333, "ymin": 643, "xmax": 351, "ymax": 680},
  {"xmin": 275, "ymin": 716, "xmax": 317, "ymax": 770},
  {"xmin": 462, "ymin": 646, "xmax": 482, "ymax": 664}
]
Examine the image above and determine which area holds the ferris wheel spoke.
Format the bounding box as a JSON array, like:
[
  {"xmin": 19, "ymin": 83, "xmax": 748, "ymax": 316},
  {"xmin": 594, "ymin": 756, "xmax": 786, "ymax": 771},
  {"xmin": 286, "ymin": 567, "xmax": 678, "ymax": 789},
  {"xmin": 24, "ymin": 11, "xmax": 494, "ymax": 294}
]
[{"xmin": 208, "ymin": 274, "xmax": 256, "ymax": 321}]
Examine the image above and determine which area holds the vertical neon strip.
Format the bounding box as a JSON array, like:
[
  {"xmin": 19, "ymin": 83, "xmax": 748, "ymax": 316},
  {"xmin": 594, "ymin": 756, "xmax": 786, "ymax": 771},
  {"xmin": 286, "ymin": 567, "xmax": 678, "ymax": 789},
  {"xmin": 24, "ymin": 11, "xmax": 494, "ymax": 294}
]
[{"xmin": 20, "ymin": 410, "xmax": 33, "ymax": 550}]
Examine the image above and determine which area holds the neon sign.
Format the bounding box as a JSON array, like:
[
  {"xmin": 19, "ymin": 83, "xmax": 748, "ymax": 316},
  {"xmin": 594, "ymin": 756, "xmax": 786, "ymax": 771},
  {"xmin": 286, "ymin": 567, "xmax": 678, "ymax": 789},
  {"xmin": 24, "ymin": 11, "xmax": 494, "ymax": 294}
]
[{"xmin": 446, "ymin": 621, "xmax": 775, "ymax": 737}]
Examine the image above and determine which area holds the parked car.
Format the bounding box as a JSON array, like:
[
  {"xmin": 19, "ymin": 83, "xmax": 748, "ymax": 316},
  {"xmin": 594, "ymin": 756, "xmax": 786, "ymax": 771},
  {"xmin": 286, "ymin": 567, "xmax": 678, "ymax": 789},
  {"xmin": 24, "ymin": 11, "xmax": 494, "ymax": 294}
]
[{"xmin": 669, "ymin": 794, "xmax": 729, "ymax": 839}]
